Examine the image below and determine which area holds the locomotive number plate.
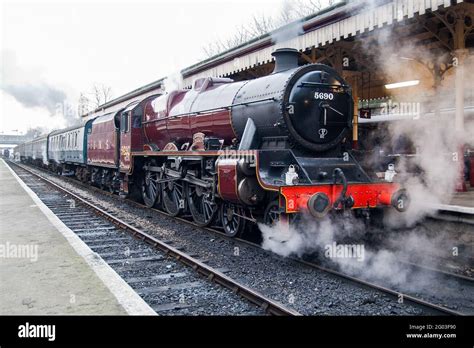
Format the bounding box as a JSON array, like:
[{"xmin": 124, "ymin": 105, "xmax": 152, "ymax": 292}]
[{"xmin": 314, "ymin": 92, "xmax": 334, "ymax": 100}]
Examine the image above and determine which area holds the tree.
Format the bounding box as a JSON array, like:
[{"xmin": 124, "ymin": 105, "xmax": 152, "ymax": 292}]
[
  {"xmin": 77, "ymin": 84, "xmax": 113, "ymax": 117},
  {"xmin": 202, "ymin": 0, "xmax": 335, "ymax": 58},
  {"xmin": 91, "ymin": 83, "xmax": 113, "ymax": 108}
]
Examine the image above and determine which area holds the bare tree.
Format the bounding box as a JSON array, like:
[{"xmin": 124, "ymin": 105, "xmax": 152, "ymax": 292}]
[
  {"xmin": 288, "ymin": 0, "xmax": 328, "ymax": 18},
  {"xmin": 77, "ymin": 84, "xmax": 113, "ymax": 116},
  {"xmin": 91, "ymin": 83, "xmax": 113, "ymax": 108},
  {"xmin": 202, "ymin": 0, "xmax": 334, "ymax": 58},
  {"xmin": 248, "ymin": 14, "xmax": 275, "ymax": 38}
]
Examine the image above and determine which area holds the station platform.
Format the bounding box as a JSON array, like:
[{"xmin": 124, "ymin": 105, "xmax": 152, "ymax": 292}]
[
  {"xmin": 0, "ymin": 159, "xmax": 155, "ymax": 315},
  {"xmin": 435, "ymin": 187, "xmax": 474, "ymax": 215}
]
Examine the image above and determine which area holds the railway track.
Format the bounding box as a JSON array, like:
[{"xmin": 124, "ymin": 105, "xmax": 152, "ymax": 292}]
[
  {"xmin": 297, "ymin": 256, "xmax": 473, "ymax": 315},
  {"xmin": 9, "ymin": 160, "xmax": 473, "ymax": 315},
  {"xmin": 8, "ymin": 161, "xmax": 299, "ymax": 316}
]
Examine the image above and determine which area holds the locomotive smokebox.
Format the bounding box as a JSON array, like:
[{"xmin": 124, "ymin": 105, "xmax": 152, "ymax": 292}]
[{"xmin": 272, "ymin": 48, "xmax": 300, "ymax": 73}]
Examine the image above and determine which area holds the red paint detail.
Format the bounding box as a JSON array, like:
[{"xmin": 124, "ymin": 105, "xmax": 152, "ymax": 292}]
[
  {"xmin": 281, "ymin": 183, "xmax": 401, "ymax": 213},
  {"xmin": 142, "ymin": 84, "xmax": 238, "ymax": 151},
  {"xmin": 120, "ymin": 107, "xmax": 146, "ymax": 172},
  {"xmin": 133, "ymin": 150, "xmax": 223, "ymax": 157},
  {"xmin": 217, "ymin": 159, "xmax": 239, "ymax": 203},
  {"xmin": 88, "ymin": 116, "xmax": 119, "ymax": 167}
]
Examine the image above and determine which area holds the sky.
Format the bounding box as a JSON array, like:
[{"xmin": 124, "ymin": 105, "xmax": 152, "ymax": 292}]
[{"xmin": 0, "ymin": 0, "xmax": 295, "ymax": 134}]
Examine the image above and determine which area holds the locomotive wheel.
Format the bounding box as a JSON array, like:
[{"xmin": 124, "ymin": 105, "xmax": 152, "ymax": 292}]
[
  {"xmin": 264, "ymin": 201, "xmax": 281, "ymax": 226},
  {"xmin": 264, "ymin": 200, "xmax": 298, "ymax": 227},
  {"xmin": 162, "ymin": 178, "xmax": 184, "ymax": 216},
  {"xmin": 220, "ymin": 202, "xmax": 246, "ymax": 237},
  {"xmin": 186, "ymin": 183, "xmax": 216, "ymax": 227},
  {"xmin": 142, "ymin": 169, "xmax": 161, "ymax": 208}
]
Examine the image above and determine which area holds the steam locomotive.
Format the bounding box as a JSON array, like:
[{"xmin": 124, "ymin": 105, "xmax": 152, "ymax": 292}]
[{"xmin": 14, "ymin": 48, "xmax": 409, "ymax": 236}]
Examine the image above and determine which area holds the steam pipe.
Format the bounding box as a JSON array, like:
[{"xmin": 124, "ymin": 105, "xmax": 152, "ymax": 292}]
[{"xmin": 332, "ymin": 168, "xmax": 348, "ymax": 209}]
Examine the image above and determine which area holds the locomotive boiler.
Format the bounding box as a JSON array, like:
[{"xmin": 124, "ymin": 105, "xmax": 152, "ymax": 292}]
[{"xmin": 142, "ymin": 48, "xmax": 352, "ymax": 153}]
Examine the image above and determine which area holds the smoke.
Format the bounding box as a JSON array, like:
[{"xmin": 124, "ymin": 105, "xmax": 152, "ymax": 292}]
[
  {"xmin": 2, "ymin": 83, "xmax": 67, "ymax": 115},
  {"xmin": 358, "ymin": 26, "xmax": 474, "ymax": 227},
  {"xmin": 259, "ymin": 214, "xmax": 365, "ymax": 258},
  {"xmin": 1, "ymin": 50, "xmax": 78, "ymax": 127},
  {"xmin": 271, "ymin": 18, "xmax": 303, "ymax": 48},
  {"xmin": 163, "ymin": 71, "xmax": 184, "ymax": 93},
  {"xmin": 373, "ymin": 29, "xmax": 474, "ymax": 226},
  {"xmin": 259, "ymin": 213, "xmax": 469, "ymax": 290}
]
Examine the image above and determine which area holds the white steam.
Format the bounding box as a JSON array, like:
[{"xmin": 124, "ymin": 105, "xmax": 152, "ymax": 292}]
[
  {"xmin": 163, "ymin": 71, "xmax": 184, "ymax": 93},
  {"xmin": 360, "ymin": 27, "xmax": 474, "ymax": 227},
  {"xmin": 259, "ymin": 214, "xmax": 469, "ymax": 290},
  {"xmin": 271, "ymin": 19, "xmax": 303, "ymax": 49}
]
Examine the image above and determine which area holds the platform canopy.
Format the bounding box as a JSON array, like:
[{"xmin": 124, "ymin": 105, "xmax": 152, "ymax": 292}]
[
  {"xmin": 181, "ymin": 0, "xmax": 466, "ymax": 85},
  {"xmin": 84, "ymin": 0, "xmax": 473, "ymax": 124}
]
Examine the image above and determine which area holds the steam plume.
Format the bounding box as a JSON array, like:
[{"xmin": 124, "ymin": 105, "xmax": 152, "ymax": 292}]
[{"xmin": 1, "ymin": 50, "xmax": 78, "ymax": 127}]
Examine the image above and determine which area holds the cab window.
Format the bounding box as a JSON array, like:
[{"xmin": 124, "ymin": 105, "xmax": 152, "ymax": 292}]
[{"xmin": 121, "ymin": 112, "xmax": 130, "ymax": 133}]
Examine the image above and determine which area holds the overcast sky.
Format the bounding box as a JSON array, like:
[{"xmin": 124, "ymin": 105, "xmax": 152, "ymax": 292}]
[{"xmin": 0, "ymin": 0, "xmax": 325, "ymax": 135}]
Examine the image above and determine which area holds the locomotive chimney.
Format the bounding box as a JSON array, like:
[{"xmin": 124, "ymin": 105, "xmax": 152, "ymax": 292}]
[{"xmin": 271, "ymin": 48, "xmax": 300, "ymax": 74}]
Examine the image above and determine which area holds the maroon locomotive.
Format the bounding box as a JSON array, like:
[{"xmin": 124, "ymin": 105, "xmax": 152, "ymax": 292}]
[{"xmin": 18, "ymin": 48, "xmax": 409, "ymax": 237}]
